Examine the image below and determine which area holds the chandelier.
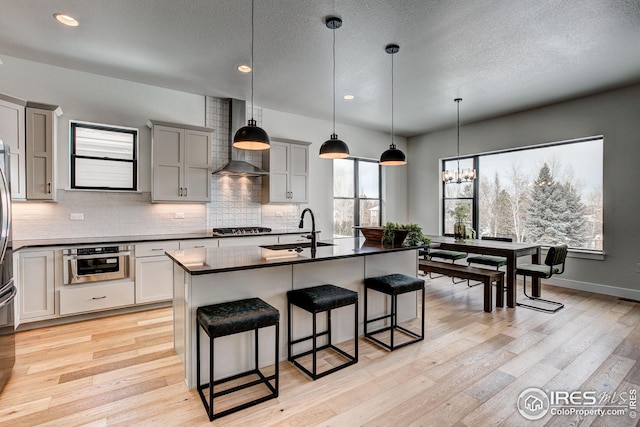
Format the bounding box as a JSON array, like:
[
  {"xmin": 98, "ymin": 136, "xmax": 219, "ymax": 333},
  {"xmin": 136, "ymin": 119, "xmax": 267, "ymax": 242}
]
[{"xmin": 443, "ymin": 98, "xmax": 476, "ymax": 183}]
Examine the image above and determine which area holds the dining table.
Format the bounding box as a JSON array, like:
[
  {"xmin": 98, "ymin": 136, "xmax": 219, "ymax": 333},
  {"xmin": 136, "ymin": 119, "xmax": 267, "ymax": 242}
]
[{"xmin": 426, "ymin": 236, "xmax": 542, "ymax": 308}]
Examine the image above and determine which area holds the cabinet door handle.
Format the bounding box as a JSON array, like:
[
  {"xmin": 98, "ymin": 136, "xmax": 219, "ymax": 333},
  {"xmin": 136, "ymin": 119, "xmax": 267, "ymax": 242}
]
[
  {"xmin": 184, "ymin": 187, "xmax": 187, "ymax": 197},
  {"xmin": 92, "ymin": 296, "xmax": 107, "ymax": 300},
  {"xmin": 47, "ymin": 183, "xmax": 51, "ymax": 194}
]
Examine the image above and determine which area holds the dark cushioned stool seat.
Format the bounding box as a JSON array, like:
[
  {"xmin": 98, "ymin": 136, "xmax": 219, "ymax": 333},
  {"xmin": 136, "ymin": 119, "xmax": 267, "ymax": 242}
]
[
  {"xmin": 287, "ymin": 284, "xmax": 358, "ymax": 380},
  {"xmin": 288, "ymin": 284, "xmax": 358, "ymax": 312},
  {"xmin": 196, "ymin": 297, "xmax": 279, "ymax": 421},
  {"xmin": 197, "ymin": 297, "xmax": 279, "ymax": 338},
  {"xmin": 364, "ymin": 274, "xmax": 424, "ymax": 295},
  {"xmin": 364, "ymin": 274, "xmax": 425, "ymax": 351}
]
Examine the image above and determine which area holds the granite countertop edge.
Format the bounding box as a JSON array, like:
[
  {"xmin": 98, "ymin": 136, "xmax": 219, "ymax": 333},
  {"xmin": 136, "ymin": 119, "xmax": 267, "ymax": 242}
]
[
  {"xmin": 12, "ymin": 229, "xmax": 310, "ymax": 251},
  {"xmin": 166, "ymin": 238, "xmax": 426, "ymax": 275}
]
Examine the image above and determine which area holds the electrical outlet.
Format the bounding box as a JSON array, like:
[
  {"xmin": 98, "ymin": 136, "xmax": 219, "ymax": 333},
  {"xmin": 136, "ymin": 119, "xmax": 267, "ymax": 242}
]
[
  {"xmin": 69, "ymin": 213, "xmax": 84, "ymax": 221},
  {"xmin": 175, "ymin": 212, "xmax": 185, "ymax": 219}
]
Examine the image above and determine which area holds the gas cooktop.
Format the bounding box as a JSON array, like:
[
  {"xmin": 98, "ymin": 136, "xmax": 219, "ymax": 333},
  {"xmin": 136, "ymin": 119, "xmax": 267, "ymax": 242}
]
[{"xmin": 211, "ymin": 227, "xmax": 272, "ymax": 236}]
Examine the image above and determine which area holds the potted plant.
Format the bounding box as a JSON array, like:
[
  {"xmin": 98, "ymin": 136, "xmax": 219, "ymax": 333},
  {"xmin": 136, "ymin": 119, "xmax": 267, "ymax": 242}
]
[
  {"xmin": 380, "ymin": 222, "xmax": 430, "ymax": 247},
  {"xmin": 401, "ymin": 223, "xmax": 431, "ymax": 247}
]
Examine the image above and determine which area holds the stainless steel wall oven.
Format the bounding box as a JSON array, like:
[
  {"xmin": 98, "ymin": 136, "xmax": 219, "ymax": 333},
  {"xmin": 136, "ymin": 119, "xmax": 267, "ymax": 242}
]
[{"xmin": 63, "ymin": 245, "xmax": 132, "ymax": 285}]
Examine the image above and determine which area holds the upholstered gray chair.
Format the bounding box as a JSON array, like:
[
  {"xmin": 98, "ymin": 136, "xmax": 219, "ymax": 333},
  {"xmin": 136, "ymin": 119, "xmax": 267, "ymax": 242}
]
[{"xmin": 516, "ymin": 244, "xmax": 568, "ymax": 313}]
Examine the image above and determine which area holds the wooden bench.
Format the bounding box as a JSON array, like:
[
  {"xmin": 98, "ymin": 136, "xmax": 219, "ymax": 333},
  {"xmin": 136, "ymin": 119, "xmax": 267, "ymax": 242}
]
[{"xmin": 418, "ymin": 260, "xmax": 505, "ymax": 313}]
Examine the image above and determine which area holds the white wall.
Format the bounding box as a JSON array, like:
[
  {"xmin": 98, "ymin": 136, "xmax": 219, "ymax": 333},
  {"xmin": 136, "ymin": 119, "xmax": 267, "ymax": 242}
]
[
  {"xmin": 263, "ymin": 108, "xmax": 408, "ymax": 234},
  {"xmin": 0, "ymin": 55, "xmax": 408, "ymax": 240},
  {"xmin": 407, "ymin": 83, "xmax": 640, "ymax": 295}
]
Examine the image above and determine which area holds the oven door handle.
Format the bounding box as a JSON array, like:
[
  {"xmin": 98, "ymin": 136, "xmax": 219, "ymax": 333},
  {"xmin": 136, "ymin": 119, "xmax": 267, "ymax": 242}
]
[
  {"xmin": 0, "ymin": 279, "xmax": 16, "ymax": 308},
  {"xmin": 63, "ymin": 251, "xmax": 131, "ymax": 261}
]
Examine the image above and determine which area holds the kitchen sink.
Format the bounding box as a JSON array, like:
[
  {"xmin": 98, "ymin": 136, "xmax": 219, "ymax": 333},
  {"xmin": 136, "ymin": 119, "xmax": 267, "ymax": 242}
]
[{"xmin": 260, "ymin": 242, "xmax": 335, "ymax": 251}]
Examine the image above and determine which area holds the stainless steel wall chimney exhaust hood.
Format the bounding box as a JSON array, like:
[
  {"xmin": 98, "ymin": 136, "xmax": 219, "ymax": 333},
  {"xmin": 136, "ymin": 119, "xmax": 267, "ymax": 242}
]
[{"xmin": 212, "ymin": 99, "xmax": 269, "ymax": 176}]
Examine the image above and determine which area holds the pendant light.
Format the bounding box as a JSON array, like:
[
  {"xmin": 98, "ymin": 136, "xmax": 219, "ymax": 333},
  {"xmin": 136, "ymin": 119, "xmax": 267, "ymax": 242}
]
[
  {"xmin": 233, "ymin": 0, "xmax": 270, "ymax": 150},
  {"xmin": 319, "ymin": 17, "xmax": 350, "ymax": 159},
  {"xmin": 443, "ymin": 98, "xmax": 476, "ymax": 183},
  {"xmin": 379, "ymin": 44, "xmax": 406, "ymax": 166}
]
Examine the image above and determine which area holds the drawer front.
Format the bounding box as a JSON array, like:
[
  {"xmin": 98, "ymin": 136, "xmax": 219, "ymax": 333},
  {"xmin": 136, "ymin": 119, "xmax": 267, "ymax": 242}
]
[
  {"xmin": 135, "ymin": 241, "xmax": 180, "ymax": 257},
  {"xmin": 59, "ymin": 281, "xmax": 135, "ymax": 315},
  {"xmin": 179, "ymin": 238, "xmax": 218, "ymax": 250}
]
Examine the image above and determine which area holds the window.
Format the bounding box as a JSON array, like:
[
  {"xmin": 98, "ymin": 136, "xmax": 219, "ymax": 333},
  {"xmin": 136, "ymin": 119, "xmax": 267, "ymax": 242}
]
[
  {"xmin": 70, "ymin": 121, "xmax": 138, "ymax": 190},
  {"xmin": 333, "ymin": 158, "xmax": 381, "ymax": 237},
  {"xmin": 442, "ymin": 157, "xmax": 476, "ymax": 235},
  {"xmin": 442, "ymin": 136, "xmax": 603, "ymax": 251}
]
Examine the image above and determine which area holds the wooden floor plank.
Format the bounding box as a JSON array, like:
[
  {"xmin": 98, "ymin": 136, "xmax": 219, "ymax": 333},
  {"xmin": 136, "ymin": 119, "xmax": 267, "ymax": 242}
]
[{"xmin": 2, "ymin": 282, "xmax": 640, "ymax": 426}]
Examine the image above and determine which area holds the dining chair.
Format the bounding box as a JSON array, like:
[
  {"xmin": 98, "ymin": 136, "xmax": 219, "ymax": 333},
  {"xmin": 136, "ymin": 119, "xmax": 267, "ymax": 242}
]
[
  {"xmin": 466, "ymin": 236, "xmax": 512, "ymax": 288},
  {"xmin": 516, "ymin": 244, "xmax": 568, "ymax": 313}
]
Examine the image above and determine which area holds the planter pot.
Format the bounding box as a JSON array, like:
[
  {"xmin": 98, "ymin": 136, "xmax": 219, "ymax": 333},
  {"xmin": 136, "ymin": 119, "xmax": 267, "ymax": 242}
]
[{"xmin": 354, "ymin": 226, "xmax": 408, "ymax": 246}]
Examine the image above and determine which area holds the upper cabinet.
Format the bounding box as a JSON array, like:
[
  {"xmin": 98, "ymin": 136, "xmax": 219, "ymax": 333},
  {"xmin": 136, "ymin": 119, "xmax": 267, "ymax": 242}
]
[
  {"xmin": 26, "ymin": 102, "xmax": 62, "ymax": 201},
  {"xmin": 262, "ymin": 139, "xmax": 310, "ymax": 204},
  {"xmin": 0, "ymin": 95, "xmax": 26, "ymax": 199},
  {"xmin": 0, "ymin": 95, "xmax": 61, "ymax": 201},
  {"xmin": 150, "ymin": 120, "xmax": 213, "ymax": 203}
]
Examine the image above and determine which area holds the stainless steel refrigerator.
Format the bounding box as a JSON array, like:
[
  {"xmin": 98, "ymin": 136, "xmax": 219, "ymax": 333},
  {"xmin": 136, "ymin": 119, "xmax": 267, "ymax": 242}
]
[{"xmin": 0, "ymin": 139, "xmax": 15, "ymax": 394}]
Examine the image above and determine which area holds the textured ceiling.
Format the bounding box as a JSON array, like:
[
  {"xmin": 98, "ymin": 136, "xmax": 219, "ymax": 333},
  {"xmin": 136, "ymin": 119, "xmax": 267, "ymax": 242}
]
[{"xmin": 1, "ymin": 0, "xmax": 639, "ymax": 137}]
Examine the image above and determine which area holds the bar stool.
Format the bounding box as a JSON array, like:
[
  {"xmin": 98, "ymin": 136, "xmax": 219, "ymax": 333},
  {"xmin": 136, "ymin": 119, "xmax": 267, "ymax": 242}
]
[
  {"xmin": 287, "ymin": 284, "xmax": 358, "ymax": 380},
  {"xmin": 364, "ymin": 274, "xmax": 425, "ymax": 351},
  {"xmin": 196, "ymin": 297, "xmax": 279, "ymax": 421}
]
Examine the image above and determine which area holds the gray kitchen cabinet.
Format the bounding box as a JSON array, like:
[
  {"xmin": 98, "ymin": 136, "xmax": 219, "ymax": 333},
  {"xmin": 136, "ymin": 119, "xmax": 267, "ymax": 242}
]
[
  {"xmin": 0, "ymin": 95, "xmax": 26, "ymax": 199},
  {"xmin": 151, "ymin": 121, "xmax": 213, "ymax": 202},
  {"xmin": 262, "ymin": 139, "xmax": 310, "ymax": 204},
  {"xmin": 134, "ymin": 240, "xmax": 180, "ymax": 304},
  {"xmin": 26, "ymin": 103, "xmax": 62, "ymax": 201},
  {"xmin": 17, "ymin": 249, "xmax": 56, "ymax": 321}
]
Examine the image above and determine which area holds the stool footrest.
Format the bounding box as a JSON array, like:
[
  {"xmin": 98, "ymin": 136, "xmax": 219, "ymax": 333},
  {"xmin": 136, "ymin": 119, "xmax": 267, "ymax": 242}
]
[
  {"xmin": 289, "ymin": 330, "xmax": 329, "ymax": 346},
  {"xmin": 197, "ymin": 367, "xmax": 278, "ymax": 420},
  {"xmin": 290, "ymin": 344, "xmax": 357, "ymax": 380}
]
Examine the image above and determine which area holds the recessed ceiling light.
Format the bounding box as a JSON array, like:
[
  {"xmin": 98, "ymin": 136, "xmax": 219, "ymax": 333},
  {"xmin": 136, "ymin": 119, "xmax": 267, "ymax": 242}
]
[
  {"xmin": 343, "ymin": 94, "xmax": 355, "ymax": 100},
  {"xmin": 54, "ymin": 13, "xmax": 79, "ymax": 27},
  {"xmin": 237, "ymin": 64, "xmax": 252, "ymax": 73}
]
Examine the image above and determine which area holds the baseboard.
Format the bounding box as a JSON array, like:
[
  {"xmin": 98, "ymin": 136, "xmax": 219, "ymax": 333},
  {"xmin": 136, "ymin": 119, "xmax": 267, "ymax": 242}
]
[{"xmin": 546, "ymin": 277, "xmax": 640, "ymax": 301}]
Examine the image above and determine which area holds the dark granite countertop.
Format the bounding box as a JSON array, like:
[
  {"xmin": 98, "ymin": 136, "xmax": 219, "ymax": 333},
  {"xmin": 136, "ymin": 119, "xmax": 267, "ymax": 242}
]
[
  {"xmin": 12, "ymin": 229, "xmax": 310, "ymax": 251},
  {"xmin": 166, "ymin": 237, "xmax": 425, "ymax": 275}
]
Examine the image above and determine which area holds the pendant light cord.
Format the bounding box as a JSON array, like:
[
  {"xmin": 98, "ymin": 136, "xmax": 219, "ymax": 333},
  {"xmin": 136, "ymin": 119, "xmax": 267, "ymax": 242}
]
[
  {"xmin": 391, "ymin": 50, "xmax": 395, "ymax": 149},
  {"xmin": 456, "ymin": 98, "xmax": 461, "ymax": 172},
  {"xmin": 332, "ymin": 24, "xmax": 336, "ymax": 135},
  {"xmin": 250, "ymin": 0, "xmax": 255, "ymax": 120}
]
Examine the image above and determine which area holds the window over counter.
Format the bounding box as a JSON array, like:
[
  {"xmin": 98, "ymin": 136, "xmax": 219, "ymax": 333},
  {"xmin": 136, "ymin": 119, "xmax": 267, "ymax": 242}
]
[
  {"xmin": 70, "ymin": 121, "xmax": 138, "ymax": 191},
  {"xmin": 333, "ymin": 158, "xmax": 381, "ymax": 238},
  {"xmin": 442, "ymin": 136, "xmax": 604, "ymax": 252}
]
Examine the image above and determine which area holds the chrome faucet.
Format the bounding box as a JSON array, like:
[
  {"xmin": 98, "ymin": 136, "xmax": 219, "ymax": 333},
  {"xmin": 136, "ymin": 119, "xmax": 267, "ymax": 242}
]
[{"xmin": 299, "ymin": 208, "xmax": 319, "ymax": 251}]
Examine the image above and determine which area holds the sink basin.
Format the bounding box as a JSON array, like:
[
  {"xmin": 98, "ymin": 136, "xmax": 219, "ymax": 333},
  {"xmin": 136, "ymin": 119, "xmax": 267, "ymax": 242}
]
[{"xmin": 260, "ymin": 242, "xmax": 335, "ymax": 251}]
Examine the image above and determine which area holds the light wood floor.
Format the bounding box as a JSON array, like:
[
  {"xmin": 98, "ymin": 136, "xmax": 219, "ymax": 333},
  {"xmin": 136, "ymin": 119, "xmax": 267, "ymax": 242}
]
[{"xmin": 2, "ymin": 277, "xmax": 640, "ymax": 426}]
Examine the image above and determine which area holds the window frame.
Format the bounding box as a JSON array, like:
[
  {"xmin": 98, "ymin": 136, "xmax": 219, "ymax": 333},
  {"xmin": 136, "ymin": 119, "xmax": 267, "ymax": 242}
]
[
  {"xmin": 441, "ymin": 156, "xmax": 478, "ymax": 235},
  {"xmin": 333, "ymin": 157, "xmax": 382, "ymax": 237},
  {"xmin": 441, "ymin": 135, "xmax": 604, "ymax": 253},
  {"xmin": 70, "ymin": 121, "xmax": 139, "ymax": 191}
]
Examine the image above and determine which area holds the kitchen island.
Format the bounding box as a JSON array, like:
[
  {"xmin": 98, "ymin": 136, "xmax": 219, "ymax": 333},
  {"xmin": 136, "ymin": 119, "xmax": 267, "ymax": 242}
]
[{"xmin": 166, "ymin": 237, "xmax": 423, "ymax": 389}]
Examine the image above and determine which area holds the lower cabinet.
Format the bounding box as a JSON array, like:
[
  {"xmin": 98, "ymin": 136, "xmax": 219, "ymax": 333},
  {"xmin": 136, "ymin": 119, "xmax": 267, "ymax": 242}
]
[
  {"xmin": 59, "ymin": 281, "xmax": 134, "ymax": 316},
  {"xmin": 18, "ymin": 249, "xmax": 55, "ymax": 321},
  {"xmin": 134, "ymin": 240, "xmax": 180, "ymax": 304}
]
